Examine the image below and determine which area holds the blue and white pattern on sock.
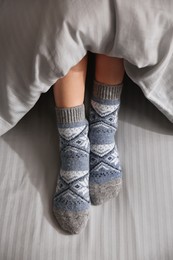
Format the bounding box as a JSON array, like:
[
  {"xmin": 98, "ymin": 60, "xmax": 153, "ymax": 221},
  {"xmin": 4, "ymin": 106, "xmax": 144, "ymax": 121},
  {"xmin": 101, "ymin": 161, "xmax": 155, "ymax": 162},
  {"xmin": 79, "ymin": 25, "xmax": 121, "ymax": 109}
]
[
  {"xmin": 89, "ymin": 96, "xmax": 122, "ymax": 204},
  {"xmin": 53, "ymin": 116, "xmax": 90, "ymax": 234},
  {"xmin": 54, "ymin": 121, "xmax": 90, "ymax": 210}
]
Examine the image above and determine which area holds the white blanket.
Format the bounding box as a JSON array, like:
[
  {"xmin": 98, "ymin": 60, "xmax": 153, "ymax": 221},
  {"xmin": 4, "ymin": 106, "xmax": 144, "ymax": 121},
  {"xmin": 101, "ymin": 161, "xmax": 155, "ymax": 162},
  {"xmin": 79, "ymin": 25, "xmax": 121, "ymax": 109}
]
[{"xmin": 0, "ymin": 0, "xmax": 173, "ymax": 135}]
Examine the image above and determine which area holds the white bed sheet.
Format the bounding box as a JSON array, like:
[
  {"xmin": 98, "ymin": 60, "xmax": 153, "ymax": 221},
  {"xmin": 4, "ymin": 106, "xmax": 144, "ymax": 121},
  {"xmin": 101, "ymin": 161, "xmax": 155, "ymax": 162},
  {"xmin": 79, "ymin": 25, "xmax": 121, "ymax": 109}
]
[{"xmin": 0, "ymin": 73, "xmax": 173, "ymax": 260}]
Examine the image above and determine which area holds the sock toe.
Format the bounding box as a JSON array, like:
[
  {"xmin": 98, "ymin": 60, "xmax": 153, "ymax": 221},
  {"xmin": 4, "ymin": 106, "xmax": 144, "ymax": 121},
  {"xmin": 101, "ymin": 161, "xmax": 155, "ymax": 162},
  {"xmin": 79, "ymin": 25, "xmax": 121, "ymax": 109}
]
[
  {"xmin": 89, "ymin": 178, "xmax": 122, "ymax": 205},
  {"xmin": 53, "ymin": 209, "xmax": 89, "ymax": 234}
]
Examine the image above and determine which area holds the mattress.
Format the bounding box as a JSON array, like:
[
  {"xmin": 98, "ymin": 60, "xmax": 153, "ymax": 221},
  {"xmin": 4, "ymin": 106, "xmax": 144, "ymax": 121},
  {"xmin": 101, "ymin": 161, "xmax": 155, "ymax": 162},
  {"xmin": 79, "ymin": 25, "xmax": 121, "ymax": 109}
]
[{"xmin": 0, "ymin": 69, "xmax": 173, "ymax": 260}]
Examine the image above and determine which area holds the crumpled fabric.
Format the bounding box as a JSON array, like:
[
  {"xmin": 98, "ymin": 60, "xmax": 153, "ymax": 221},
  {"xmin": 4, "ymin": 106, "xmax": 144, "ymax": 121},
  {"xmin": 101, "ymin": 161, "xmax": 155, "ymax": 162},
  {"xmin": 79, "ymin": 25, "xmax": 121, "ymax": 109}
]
[{"xmin": 0, "ymin": 0, "xmax": 173, "ymax": 135}]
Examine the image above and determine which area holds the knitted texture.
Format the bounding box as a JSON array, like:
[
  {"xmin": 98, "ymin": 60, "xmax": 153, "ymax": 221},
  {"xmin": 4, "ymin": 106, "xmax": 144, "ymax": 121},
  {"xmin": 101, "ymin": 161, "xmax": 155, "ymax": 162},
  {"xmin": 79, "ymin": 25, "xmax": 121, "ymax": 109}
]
[
  {"xmin": 89, "ymin": 81, "xmax": 123, "ymax": 205},
  {"xmin": 53, "ymin": 104, "xmax": 90, "ymax": 234}
]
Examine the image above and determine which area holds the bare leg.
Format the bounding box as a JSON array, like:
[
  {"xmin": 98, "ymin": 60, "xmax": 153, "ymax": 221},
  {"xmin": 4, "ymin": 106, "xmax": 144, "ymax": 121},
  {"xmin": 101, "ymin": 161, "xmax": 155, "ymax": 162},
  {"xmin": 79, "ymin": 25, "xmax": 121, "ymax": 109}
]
[
  {"xmin": 95, "ymin": 54, "xmax": 125, "ymax": 85},
  {"xmin": 53, "ymin": 54, "xmax": 88, "ymax": 108}
]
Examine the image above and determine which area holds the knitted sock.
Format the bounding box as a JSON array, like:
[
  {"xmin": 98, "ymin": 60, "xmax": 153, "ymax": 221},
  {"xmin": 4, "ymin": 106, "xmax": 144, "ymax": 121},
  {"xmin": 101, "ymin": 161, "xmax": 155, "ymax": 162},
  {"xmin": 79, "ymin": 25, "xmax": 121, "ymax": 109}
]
[
  {"xmin": 53, "ymin": 104, "xmax": 90, "ymax": 234},
  {"xmin": 89, "ymin": 80, "xmax": 123, "ymax": 205}
]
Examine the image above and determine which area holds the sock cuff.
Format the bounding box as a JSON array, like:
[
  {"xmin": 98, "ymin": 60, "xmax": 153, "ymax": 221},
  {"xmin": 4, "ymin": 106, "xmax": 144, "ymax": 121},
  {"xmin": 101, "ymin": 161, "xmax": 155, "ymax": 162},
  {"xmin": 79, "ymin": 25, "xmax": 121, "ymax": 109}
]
[
  {"xmin": 55, "ymin": 104, "xmax": 86, "ymax": 124},
  {"xmin": 93, "ymin": 80, "xmax": 123, "ymax": 100}
]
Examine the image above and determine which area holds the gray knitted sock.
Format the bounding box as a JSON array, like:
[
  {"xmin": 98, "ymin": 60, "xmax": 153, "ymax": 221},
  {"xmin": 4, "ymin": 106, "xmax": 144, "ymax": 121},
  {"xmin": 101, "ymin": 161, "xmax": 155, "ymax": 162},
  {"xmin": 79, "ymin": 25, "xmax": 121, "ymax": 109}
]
[
  {"xmin": 89, "ymin": 80, "xmax": 123, "ymax": 205},
  {"xmin": 53, "ymin": 104, "xmax": 90, "ymax": 234}
]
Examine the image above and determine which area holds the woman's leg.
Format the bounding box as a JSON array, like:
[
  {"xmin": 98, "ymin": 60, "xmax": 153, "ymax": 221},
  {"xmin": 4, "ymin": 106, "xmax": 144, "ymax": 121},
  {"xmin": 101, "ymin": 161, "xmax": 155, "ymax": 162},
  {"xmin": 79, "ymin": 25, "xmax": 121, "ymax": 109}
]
[
  {"xmin": 89, "ymin": 54, "xmax": 125, "ymax": 205},
  {"xmin": 95, "ymin": 54, "xmax": 124, "ymax": 85},
  {"xmin": 52, "ymin": 54, "xmax": 91, "ymax": 234},
  {"xmin": 53, "ymin": 54, "xmax": 88, "ymax": 108}
]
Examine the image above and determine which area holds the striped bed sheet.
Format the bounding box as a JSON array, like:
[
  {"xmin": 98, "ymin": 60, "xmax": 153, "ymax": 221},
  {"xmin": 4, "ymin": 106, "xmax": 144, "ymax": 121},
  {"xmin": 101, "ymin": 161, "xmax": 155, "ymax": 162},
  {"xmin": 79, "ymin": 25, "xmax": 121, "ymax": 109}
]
[{"xmin": 0, "ymin": 73, "xmax": 173, "ymax": 260}]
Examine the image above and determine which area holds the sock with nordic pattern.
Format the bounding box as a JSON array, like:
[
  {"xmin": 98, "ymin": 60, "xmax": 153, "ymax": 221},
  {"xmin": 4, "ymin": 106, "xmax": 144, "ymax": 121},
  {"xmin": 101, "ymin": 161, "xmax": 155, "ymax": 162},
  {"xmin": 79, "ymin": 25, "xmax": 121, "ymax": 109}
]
[
  {"xmin": 89, "ymin": 80, "xmax": 123, "ymax": 205},
  {"xmin": 53, "ymin": 104, "xmax": 90, "ymax": 234}
]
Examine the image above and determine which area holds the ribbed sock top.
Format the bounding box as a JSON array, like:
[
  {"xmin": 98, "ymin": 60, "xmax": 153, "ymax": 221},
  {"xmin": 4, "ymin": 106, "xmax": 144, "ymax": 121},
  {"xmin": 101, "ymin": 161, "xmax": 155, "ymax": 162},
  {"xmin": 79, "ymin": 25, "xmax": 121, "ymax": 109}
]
[
  {"xmin": 93, "ymin": 80, "xmax": 123, "ymax": 100},
  {"xmin": 55, "ymin": 104, "xmax": 85, "ymax": 124}
]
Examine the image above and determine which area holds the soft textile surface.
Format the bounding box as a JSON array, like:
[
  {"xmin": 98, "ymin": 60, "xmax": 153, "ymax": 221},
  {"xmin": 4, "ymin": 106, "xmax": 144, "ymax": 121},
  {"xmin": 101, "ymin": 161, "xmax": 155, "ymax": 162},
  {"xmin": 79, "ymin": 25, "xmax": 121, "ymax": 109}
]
[
  {"xmin": 0, "ymin": 0, "xmax": 173, "ymax": 136},
  {"xmin": 0, "ymin": 75, "xmax": 173, "ymax": 260}
]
